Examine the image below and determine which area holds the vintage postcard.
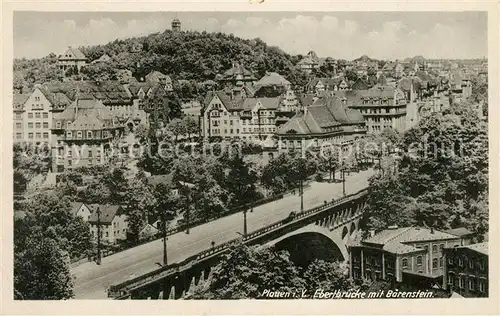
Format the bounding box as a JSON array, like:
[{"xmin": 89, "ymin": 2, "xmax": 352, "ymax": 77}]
[{"xmin": 1, "ymin": 0, "xmax": 498, "ymax": 315}]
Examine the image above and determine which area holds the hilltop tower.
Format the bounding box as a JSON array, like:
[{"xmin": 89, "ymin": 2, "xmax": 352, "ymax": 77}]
[{"xmin": 172, "ymin": 18, "xmax": 181, "ymax": 32}]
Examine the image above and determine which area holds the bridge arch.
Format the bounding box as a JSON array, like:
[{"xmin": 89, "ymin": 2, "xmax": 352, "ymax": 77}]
[
  {"xmin": 267, "ymin": 225, "xmax": 349, "ymax": 264},
  {"xmin": 350, "ymin": 222, "xmax": 356, "ymax": 235},
  {"xmin": 341, "ymin": 226, "xmax": 349, "ymax": 240}
]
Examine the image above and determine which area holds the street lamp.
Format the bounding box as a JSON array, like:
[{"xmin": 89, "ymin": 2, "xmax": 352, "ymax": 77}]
[
  {"xmin": 180, "ymin": 181, "xmax": 196, "ymax": 234},
  {"xmin": 161, "ymin": 214, "xmax": 168, "ymax": 266},
  {"xmin": 96, "ymin": 206, "xmax": 102, "ymax": 265}
]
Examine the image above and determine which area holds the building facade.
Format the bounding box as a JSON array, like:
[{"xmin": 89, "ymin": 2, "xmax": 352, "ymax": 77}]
[
  {"xmin": 13, "ymin": 94, "xmax": 30, "ymax": 142},
  {"xmin": 349, "ymin": 226, "xmax": 468, "ymax": 290},
  {"xmin": 276, "ymin": 95, "xmax": 367, "ymax": 153},
  {"xmin": 442, "ymin": 242, "xmax": 488, "ymax": 297},
  {"xmin": 57, "ymin": 46, "xmax": 87, "ymax": 73},
  {"xmin": 51, "ymin": 95, "xmax": 124, "ymax": 172},
  {"xmin": 334, "ymin": 85, "xmax": 408, "ymax": 134},
  {"xmin": 88, "ymin": 205, "xmax": 128, "ymax": 245}
]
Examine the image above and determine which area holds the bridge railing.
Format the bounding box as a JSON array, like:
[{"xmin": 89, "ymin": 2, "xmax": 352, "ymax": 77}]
[{"xmin": 107, "ymin": 187, "xmax": 369, "ymax": 298}]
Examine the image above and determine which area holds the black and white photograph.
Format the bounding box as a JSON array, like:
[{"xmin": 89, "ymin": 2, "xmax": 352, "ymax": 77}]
[{"xmin": 5, "ymin": 5, "xmax": 495, "ymax": 308}]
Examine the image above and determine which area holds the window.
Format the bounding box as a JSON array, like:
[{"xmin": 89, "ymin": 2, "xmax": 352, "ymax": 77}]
[
  {"xmin": 469, "ymin": 259, "xmax": 474, "ymax": 269},
  {"xmin": 479, "ymin": 261, "xmax": 485, "ymax": 270},
  {"xmin": 440, "ymin": 257, "xmax": 443, "ymax": 267},
  {"xmin": 432, "ymin": 258, "xmax": 438, "ymax": 269},
  {"xmin": 43, "ymin": 112, "xmax": 48, "ymax": 119},
  {"xmin": 447, "ymin": 273, "xmax": 453, "ymax": 285},
  {"xmin": 43, "ymin": 132, "xmax": 49, "ymax": 139},
  {"xmin": 87, "ymin": 131, "xmax": 93, "ymax": 139},
  {"xmin": 77, "ymin": 131, "xmax": 83, "ymax": 139},
  {"xmin": 88, "ymin": 150, "xmax": 93, "ymax": 158},
  {"xmin": 105, "ymin": 232, "xmax": 109, "ymax": 237},
  {"xmin": 34, "ymin": 96, "xmax": 40, "ymax": 101},
  {"xmin": 458, "ymin": 276, "xmax": 464, "ymax": 289},
  {"xmin": 15, "ymin": 122, "xmax": 21, "ymax": 129},
  {"xmin": 416, "ymin": 255, "xmax": 423, "ymax": 265},
  {"xmin": 36, "ymin": 132, "xmax": 41, "ymax": 139},
  {"xmin": 459, "ymin": 257, "xmax": 464, "ymax": 267},
  {"xmin": 56, "ymin": 122, "xmax": 61, "ymax": 129},
  {"xmin": 35, "ymin": 122, "xmax": 41, "ymax": 129},
  {"xmin": 68, "ymin": 160, "xmax": 72, "ymax": 166},
  {"xmin": 479, "ymin": 281, "xmax": 485, "ymax": 293},
  {"xmin": 432, "ymin": 245, "xmax": 438, "ymax": 253},
  {"xmin": 16, "ymin": 133, "xmax": 22, "ymax": 139},
  {"xmin": 28, "ymin": 113, "xmax": 33, "ymax": 119},
  {"xmin": 448, "ymin": 257, "xmax": 454, "ymax": 265},
  {"xmin": 66, "ymin": 131, "xmax": 72, "ymax": 138},
  {"xmin": 440, "ymin": 244, "xmax": 444, "ymax": 252},
  {"xmin": 28, "ymin": 122, "xmax": 33, "ymax": 129},
  {"xmin": 402, "ymin": 258, "xmax": 408, "ymax": 269},
  {"xmin": 35, "ymin": 112, "xmax": 41, "ymax": 119},
  {"xmin": 43, "ymin": 122, "xmax": 49, "ymax": 128},
  {"xmin": 468, "ymin": 278, "xmax": 474, "ymax": 290},
  {"xmin": 28, "ymin": 132, "xmax": 33, "ymax": 139}
]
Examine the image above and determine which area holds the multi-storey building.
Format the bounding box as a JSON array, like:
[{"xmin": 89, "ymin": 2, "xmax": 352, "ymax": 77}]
[
  {"xmin": 13, "ymin": 94, "xmax": 30, "ymax": 142},
  {"xmin": 216, "ymin": 63, "xmax": 256, "ymax": 88},
  {"xmin": 333, "ymin": 85, "xmax": 408, "ymax": 133},
  {"xmin": 276, "ymin": 95, "xmax": 366, "ymax": 152},
  {"xmin": 200, "ymin": 89, "xmax": 282, "ymax": 142},
  {"xmin": 57, "ymin": 46, "xmax": 87, "ymax": 73},
  {"xmin": 43, "ymin": 81, "xmax": 146, "ymax": 130},
  {"xmin": 296, "ymin": 51, "xmax": 321, "ymax": 74},
  {"xmin": 442, "ymin": 242, "xmax": 488, "ymax": 297},
  {"xmin": 306, "ymin": 77, "xmax": 350, "ymax": 95},
  {"xmin": 88, "ymin": 204, "xmax": 128, "ymax": 245},
  {"xmin": 51, "ymin": 95, "xmax": 124, "ymax": 172},
  {"xmin": 349, "ymin": 226, "xmax": 467, "ymax": 290},
  {"xmin": 13, "ymin": 87, "xmax": 72, "ymax": 144}
]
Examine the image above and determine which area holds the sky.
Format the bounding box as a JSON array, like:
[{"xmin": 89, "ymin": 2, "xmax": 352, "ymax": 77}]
[{"xmin": 13, "ymin": 11, "xmax": 487, "ymax": 60}]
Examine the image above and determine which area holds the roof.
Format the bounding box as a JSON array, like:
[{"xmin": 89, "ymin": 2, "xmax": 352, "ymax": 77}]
[
  {"xmin": 69, "ymin": 202, "xmax": 84, "ymax": 216},
  {"xmin": 147, "ymin": 173, "xmax": 175, "ymax": 187},
  {"xmin": 58, "ymin": 46, "xmax": 87, "ymax": 61},
  {"xmin": 220, "ymin": 63, "xmax": 256, "ymax": 81},
  {"xmin": 445, "ymin": 227, "xmax": 474, "ymax": 237},
  {"xmin": 298, "ymin": 94, "xmax": 316, "ymax": 107},
  {"xmin": 351, "ymin": 79, "xmax": 370, "ymax": 90},
  {"xmin": 202, "ymin": 90, "xmax": 245, "ymax": 112},
  {"xmin": 460, "ymin": 242, "xmax": 488, "ymax": 255},
  {"xmin": 277, "ymin": 95, "xmax": 364, "ymax": 135},
  {"xmin": 54, "ymin": 96, "xmax": 117, "ymax": 130},
  {"xmin": 363, "ymin": 226, "xmax": 461, "ymax": 255},
  {"xmin": 307, "ymin": 77, "xmax": 347, "ymax": 91},
  {"xmin": 39, "ymin": 88, "xmax": 72, "ymax": 110},
  {"xmin": 255, "ymin": 72, "xmax": 291, "ymax": 88},
  {"xmin": 146, "ymin": 71, "xmax": 171, "ymax": 83},
  {"xmin": 88, "ymin": 205, "xmax": 122, "ymax": 224},
  {"xmin": 13, "ymin": 93, "xmax": 30, "ymax": 110}
]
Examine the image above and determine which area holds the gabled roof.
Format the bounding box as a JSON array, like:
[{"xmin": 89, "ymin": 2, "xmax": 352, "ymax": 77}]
[
  {"xmin": 255, "ymin": 72, "xmax": 291, "ymax": 88},
  {"xmin": 459, "ymin": 242, "xmax": 488, "ymax": 255},
  {"xmin": 203, "ymin": 90, "xmax": 245, "ymax": 112},
  {"xmin": 277, "ymin": 95, "xmax": 364, "ymax": 136},
  {"xmin": 297, "ymin": 94, "xmax": 316, "ymax": 107},
  {"xmin": 220, "ymin": 63, "xmax": 256, "ymax": 81},
  {"xmin": 351, "ymin": 79, "xmax": 370, "ymax": 90},
  {"xmin": 13, "ymin": 93, "xmax": 31, "ymax": 110},
  {"xmin": 445, "ymin": 227, "xmax": 474, "ymax": 237},
  {"xmin": 54, "ymin": 96, "xmax": 117, "ymax": 130},
  {"xmin": 58, "ymin": 46, "xmax": 87, "ymax": 61},
  {"xmin": 88, "ymin": 204, "xmax": 123, "ymax": 225},
  {"xmin": 146, "ymin": 71, "xmax": 171, "ymax": 83}
]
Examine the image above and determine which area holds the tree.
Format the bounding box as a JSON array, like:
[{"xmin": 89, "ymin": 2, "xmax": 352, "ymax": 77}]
[
  {"xmin": 185, "ymin": 244, "xmax": 306, "ymax": 299},
  {"xmin": 318, "ymin": 145, "xmax": 341, "ymax": 181},
  {"xmin": 183, "ymin": 115, "xmax": 199, "ymax": 142},
  {"xmin": 14, "ymin": 235, "xmax": 74, "ymax": 300},
  {"xmin": 225, "ymin": 155, "xmax": 259, "ymax": 207},
  {"xmin": 123, "ymin": 176, "xmax": 156, "ymax": 243},
  {"xmin": 134, "ymin": 122, "xmax": 150, "ymax": 143},
  {"xmin": 303, "ymin": 260, "xmax": 353, "ymax": 293},
  {"xmin": 192, "ymin": 174, "xmax": 228, "ymax": 221}
]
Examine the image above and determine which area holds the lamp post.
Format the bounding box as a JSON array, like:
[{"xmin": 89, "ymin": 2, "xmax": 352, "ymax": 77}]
[
  {"xmin": 243, "ymin": 209, "xmax": 248, "ymax": 237},
  {"xmin": 96, "ymin": 206, "xmax": 102, "ymax": 265},
  {"xmin": 161, "ymin": 213, "xmax": 168, "ymax": 266},
  {"xmin": 181, "ymin": 181, "xmax": 196, "ymax": 235}
]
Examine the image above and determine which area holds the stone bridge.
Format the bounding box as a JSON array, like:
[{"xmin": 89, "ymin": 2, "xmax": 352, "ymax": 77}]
[{"xmin": 108, "ymin": 188, "xmax": 368, "ymax": 300}]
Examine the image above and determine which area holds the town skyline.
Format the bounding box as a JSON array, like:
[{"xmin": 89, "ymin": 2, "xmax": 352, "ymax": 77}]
[{"xmin": 14, "ymin": 11, "xmax": 487, "ymax": 60}]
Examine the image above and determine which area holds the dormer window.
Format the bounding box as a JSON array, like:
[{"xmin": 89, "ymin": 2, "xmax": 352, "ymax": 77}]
[
  {"xmin": 67, "ymin": 121, "xmax": 71, "ymax": 128},
  {"xmin": 56, "ymin": 122, "xmax": 62, "ymax": 129},
  {"xmin": 87, "ymin": 131, "xmax": 93, "ymax": 139},
  {"xmin": 77, "ymin": 131, "xmax": 83, "ymax": 139},
  {"xmin": 66, "ymin": 131, "xmax": 72, "ymax": 138}
]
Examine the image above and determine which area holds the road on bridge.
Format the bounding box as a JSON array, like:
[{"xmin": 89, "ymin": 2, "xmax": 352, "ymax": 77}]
[{"xmin": 71, "ymin": 168, "xmax": 374, "ymax": 299}]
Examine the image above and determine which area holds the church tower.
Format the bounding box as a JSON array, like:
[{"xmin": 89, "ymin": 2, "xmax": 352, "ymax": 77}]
[{"xmin": 172, "ymin": 18, "xmax": 181, "ymax": 32}]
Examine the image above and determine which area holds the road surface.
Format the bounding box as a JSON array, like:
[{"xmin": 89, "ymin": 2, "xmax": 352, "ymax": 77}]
[{"xmin": 72, "ymin": 168, "xmax": 374, "ymax": 299}]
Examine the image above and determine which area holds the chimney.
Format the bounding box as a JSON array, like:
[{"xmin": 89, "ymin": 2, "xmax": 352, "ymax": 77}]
[{"xmin": 430, "ymin": 227, "xmax": 435, "ymax": 234}]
